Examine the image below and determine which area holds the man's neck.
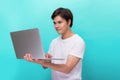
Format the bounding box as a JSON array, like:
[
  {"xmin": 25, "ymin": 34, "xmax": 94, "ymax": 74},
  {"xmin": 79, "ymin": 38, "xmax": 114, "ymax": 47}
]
[{"xmin": 61, "ymin": 30, "xmax": 74, "ymax": 39}]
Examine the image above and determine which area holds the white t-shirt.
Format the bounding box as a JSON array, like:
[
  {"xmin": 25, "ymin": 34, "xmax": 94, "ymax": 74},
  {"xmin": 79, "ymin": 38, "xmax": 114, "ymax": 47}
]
[{"xmin": 48, "ymin": 34, "xmax": 85, "ymax": 80}]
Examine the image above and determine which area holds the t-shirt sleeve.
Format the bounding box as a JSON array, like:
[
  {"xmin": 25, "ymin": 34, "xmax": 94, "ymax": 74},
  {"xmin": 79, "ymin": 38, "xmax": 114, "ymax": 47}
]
[{"xmin": 69, "ymin": 40, "xmax": 85, "ymax": 59}]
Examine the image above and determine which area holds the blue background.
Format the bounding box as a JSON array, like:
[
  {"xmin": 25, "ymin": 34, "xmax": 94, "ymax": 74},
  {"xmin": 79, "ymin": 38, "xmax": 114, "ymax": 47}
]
[{"xmin": 0, "ymin": 0, "xmax": 120, "ymax": 80}]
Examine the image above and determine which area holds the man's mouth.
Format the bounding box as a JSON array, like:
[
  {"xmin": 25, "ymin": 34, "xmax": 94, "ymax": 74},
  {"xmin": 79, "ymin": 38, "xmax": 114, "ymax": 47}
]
[{"xmin": 56, "ymin": 28, "xmax": 61, "ymax": 31}]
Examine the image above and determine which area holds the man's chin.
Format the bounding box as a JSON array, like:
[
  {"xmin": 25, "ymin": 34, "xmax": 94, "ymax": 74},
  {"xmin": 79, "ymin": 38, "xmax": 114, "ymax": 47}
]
[
  {"xmin": 57, "ymin": 32, "xmax": 61, "ymax": 35},
  {"xmin": 56, "ymin": 31, "xmax": 62, "ymax": 34}
]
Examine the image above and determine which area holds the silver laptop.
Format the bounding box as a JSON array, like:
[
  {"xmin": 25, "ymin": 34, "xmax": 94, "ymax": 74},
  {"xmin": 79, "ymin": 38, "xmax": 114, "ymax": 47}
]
[{"xmin": 10, "ymin": 28, "xmax": 64, "ymax": 60}]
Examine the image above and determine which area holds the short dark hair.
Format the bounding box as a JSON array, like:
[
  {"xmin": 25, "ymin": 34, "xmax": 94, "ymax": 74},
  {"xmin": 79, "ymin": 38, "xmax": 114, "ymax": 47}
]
[{"xmin": 51, "ymin": 7, "xmax": 73, "ymax": 28}]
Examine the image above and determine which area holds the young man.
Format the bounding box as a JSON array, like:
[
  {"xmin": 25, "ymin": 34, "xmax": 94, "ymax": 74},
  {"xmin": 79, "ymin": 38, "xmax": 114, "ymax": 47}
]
[{"xmin": 24, "ymin": 7, "xmax": 85, "ymax": 80}]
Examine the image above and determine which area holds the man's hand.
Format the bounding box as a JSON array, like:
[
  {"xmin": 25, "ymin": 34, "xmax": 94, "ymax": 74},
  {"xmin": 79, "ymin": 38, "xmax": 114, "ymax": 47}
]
[
  {"xmin": 45, "ymin": 53, "xmax": 52, "ymax": 58},
  {"xmin": 24, "ymin": 53, "xmax": 51, "ymax": 67},
  {"xmin": 24, "ymin": 53, "xmax": 34, "ymax": 62},
  {"xmin": 24, "ymin": 53, "xmax": 43, "ymax": 64}
]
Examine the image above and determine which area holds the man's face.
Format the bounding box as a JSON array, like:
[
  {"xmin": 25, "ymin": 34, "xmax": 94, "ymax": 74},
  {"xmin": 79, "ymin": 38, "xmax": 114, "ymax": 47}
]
[{"xmin": 53, "ymin": 16, "xmax": 71, "ymax": 35}]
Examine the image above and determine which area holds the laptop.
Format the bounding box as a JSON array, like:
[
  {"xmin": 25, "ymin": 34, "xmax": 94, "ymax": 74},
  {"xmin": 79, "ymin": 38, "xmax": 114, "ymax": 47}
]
[{"xmin": 10, "ymin": 28, "xmax": 64, "ymax": 60}]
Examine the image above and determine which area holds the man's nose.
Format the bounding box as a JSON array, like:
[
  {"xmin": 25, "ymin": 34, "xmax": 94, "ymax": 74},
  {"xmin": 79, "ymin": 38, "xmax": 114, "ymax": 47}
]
[{"xmin": 54, "ymin": 24, "xmax": 59, "ymax": 28}]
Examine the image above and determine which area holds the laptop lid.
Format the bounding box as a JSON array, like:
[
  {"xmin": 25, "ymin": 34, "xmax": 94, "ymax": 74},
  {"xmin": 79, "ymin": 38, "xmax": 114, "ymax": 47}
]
[{"xmin": 10, "ymin": 28, "xmax": 45, "ymax": 59}]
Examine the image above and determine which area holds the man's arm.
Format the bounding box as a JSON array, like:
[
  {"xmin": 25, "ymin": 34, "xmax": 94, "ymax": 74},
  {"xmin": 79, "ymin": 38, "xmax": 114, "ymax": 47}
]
[
  {"xmin": 41, "ymin": 55, "xmax": 81, "ymax": 74},
  {"xmin": 24, "ymin": 53, "xmax": 81, "ymax": 74}
]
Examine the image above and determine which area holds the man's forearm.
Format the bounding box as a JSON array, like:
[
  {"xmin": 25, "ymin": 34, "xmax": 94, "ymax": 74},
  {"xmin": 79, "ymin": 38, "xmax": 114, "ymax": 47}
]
[{"xmin": 44, "ymin": 63, "xmax": 70, "ymax": 74}]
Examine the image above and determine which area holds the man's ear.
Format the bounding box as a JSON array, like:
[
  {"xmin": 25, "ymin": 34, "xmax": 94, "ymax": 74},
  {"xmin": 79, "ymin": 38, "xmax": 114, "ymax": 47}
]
[{"xmin": 68, "ymin": 19, "xmax": 71, "ymax": 26}]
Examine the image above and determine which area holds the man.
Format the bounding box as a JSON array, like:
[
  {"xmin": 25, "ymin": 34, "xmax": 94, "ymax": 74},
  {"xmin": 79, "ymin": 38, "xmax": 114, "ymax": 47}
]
[{"xmin": 24, "ymin": 7, "xmax": 85, "ymax": 80}]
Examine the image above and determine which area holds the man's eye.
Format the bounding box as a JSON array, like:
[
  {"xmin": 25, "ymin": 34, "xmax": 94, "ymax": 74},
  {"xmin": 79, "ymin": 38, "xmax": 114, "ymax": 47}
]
[
  {"xmin": 58, "ymin": 21, "xmax": 62, "ymax": 24},
  {"xmin": 53, "ymin": 22, "xmax": 56, "ymax": 24}
]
